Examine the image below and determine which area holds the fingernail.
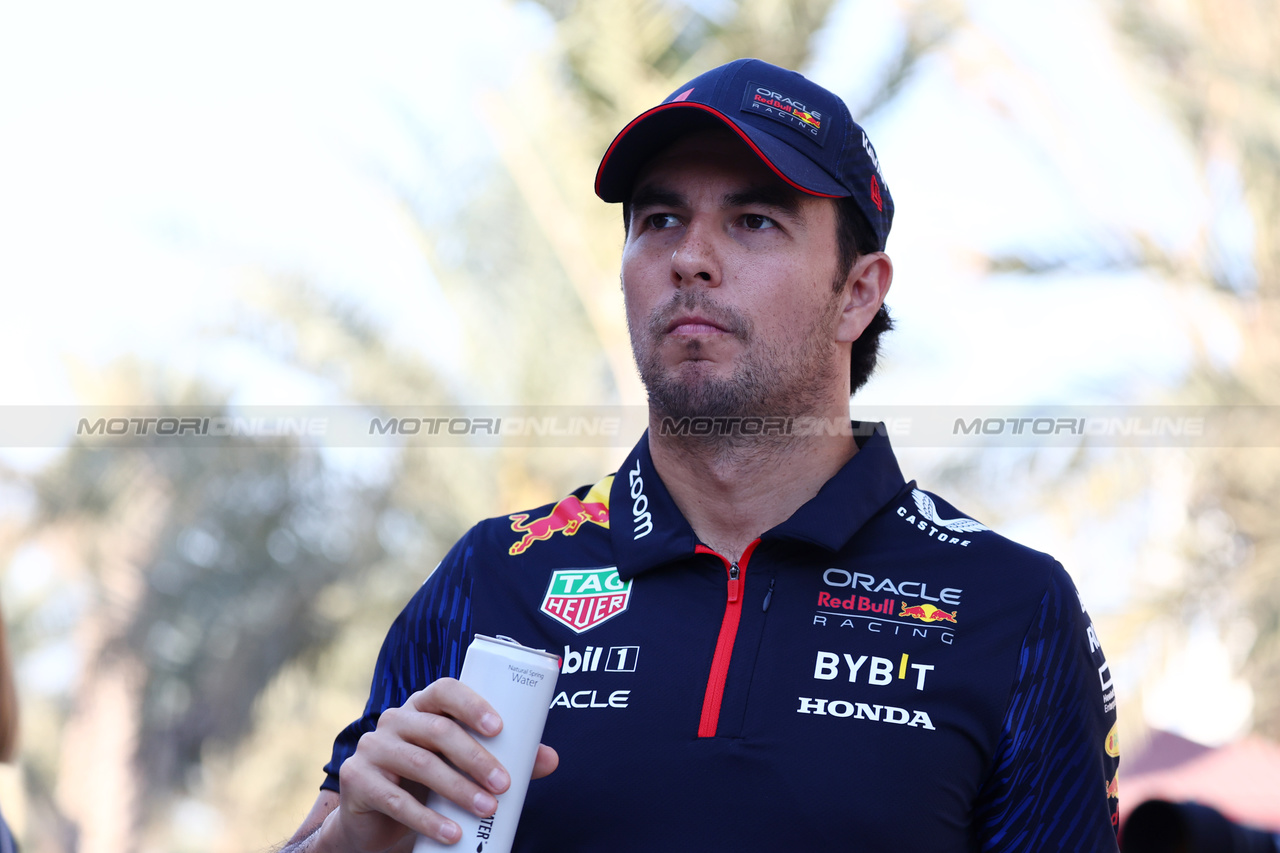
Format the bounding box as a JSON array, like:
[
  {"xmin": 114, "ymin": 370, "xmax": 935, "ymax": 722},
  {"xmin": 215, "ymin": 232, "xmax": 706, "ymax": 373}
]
[
  {"xmin": 439, "ymin": 821, "xmax": 461, "ymax": 843},
  {"xmin": 474, "ymin": 790, "xmax": 498, "ymax": 815},
  {"xmin": 487, "ymin": 766, "xmax": 510, "ymax": 792},
  {"xmin": 480, "ymin": 713, "xmax": 501, "ymax": 735}
]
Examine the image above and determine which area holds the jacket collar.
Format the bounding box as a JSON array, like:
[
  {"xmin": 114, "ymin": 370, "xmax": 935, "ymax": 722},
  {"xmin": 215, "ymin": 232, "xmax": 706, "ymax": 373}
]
[{"xmin": 609, "ymin": 423, "xmax": 907, "ymax": 580}]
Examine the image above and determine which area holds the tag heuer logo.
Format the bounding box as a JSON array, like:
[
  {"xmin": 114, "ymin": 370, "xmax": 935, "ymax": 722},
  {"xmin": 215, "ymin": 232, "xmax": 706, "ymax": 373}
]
[{"xmin": 541, "ymin": 568, "xmax": 632, "ymax": 634}]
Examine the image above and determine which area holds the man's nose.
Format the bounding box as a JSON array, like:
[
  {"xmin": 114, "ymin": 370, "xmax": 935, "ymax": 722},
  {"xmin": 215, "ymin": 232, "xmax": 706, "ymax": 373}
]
[{"xmin": 669, "ymin": 221, "xmax": 721, "ymax": 287}]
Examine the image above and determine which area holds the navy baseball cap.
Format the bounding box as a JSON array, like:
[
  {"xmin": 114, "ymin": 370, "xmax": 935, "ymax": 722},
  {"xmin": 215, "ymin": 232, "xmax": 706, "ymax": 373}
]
[{"xmin": 595, "ymin": 58, "xmax": 893, "ymax": 251}]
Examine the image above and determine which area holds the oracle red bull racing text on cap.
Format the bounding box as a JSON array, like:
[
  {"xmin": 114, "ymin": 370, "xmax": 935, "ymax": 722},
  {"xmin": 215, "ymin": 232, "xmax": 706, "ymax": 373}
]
[{"xmin": 594, "ymin": 58, "xmax": 894, "ymax": 251}]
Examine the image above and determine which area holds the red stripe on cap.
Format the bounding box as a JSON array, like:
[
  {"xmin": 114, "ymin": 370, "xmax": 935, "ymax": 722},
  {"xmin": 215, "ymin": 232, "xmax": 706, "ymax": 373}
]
[{"xmin": 594, "ymin": 102, "xmax": 843, "ymax": 201}]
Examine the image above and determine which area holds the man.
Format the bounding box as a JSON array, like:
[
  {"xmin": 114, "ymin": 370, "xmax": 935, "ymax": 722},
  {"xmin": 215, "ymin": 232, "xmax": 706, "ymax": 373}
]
[{"xmin": 282, "ymin": 59, "xmax": 1120, "ymax": 852}]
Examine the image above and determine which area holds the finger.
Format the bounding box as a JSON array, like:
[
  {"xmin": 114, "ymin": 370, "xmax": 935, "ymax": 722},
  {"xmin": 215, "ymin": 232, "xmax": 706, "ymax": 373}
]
[
  {"xmin": 338, "ymin": 754, "xmax": 463, "ymax": 847},
  {"xmin": 532, "ymin": 744, "xmax": 559, "ymax": 780},
  {"xmin": 399, "ymin": 681, "xmax": 511, "ymax": 795},
  {"xmin": 362, "ymin": 720, "xmax": 504, "ymax": 816},
  {"xmin": 410, "ymin": 679, "xmax": 504, "ymax": 739}
]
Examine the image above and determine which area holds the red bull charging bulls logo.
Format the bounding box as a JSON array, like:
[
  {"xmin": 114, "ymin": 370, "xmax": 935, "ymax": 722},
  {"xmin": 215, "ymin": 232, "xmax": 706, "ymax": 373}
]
[
  {"xmin": 899, "ymin": 603, "xmax": 958, "ymax": 624},
  {"xmin": 508, "ymin": 477, "xmax": 612, "ymax": 556}
]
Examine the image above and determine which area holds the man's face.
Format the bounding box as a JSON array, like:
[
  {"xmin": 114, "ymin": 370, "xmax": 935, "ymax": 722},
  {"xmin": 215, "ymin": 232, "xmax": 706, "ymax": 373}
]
[{"xmin": 621, "ymin": 128, "xmax": 849, "ymax": 422}]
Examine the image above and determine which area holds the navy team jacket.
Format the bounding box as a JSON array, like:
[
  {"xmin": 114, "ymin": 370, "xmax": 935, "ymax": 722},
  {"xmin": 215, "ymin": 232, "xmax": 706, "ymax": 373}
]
[{"xmin": 324, "ymin": 428, "xmax": 1121, "ymax": 852}]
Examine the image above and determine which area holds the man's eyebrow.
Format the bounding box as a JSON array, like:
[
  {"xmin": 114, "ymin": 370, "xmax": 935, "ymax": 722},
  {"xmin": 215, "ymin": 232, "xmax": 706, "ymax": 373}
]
[
  {"xmin": 724, "ymin": 185, "xmax": 806, "ymax": 220},
  {"xmin": 629, "ymin": 186, "xmax": 686, "ymax": 210}
]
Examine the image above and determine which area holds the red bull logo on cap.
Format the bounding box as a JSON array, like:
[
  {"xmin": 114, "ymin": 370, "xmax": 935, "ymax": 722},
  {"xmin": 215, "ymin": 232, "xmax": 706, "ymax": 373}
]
[
  {"xmin": 508, "ymin": 477, "xmax": 612, "ymax": 556},
  {"xmin": 792, "ymin": 107, "xmax": 821, "ymax": 130},
  {"xmin": 541, "ymin": 567, "xmax": 633, "ymax": 634}
]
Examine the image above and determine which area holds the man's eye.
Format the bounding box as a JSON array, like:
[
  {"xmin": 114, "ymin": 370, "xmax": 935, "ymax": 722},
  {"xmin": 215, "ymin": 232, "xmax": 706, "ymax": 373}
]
[
  {"xmin": 647, "ymin": 213, "xmax": 681, "ymax": 229},
  {"xmin": 741, "ymin": 214, "xmax": 777, "ymax": 230}
]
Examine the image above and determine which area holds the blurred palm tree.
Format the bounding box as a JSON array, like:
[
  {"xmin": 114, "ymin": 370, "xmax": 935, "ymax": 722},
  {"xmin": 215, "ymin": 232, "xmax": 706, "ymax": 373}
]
[
  {"xmin": 9, "ymin": 361, "xmax": 398, "ymax": 853},
  {"xmin": 948, "ymin": 0, "xmax": 1280, "ymax": 741},
  {"xmin": 1106, "ymin": 0, "xmax": 1280, "ymax": 737}
]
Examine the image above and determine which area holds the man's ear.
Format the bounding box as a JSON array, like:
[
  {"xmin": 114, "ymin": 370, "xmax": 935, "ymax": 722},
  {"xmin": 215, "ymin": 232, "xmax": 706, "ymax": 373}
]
[{"xmin": 835, "ymin": 252, "xmax": 893, "ymax": 343}]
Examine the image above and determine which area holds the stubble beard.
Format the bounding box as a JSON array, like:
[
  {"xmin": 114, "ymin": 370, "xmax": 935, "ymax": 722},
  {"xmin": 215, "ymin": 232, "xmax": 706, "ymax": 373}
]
[{"xmin": 631, "ymin": 287, "xmax": 843, "ymax": 452}]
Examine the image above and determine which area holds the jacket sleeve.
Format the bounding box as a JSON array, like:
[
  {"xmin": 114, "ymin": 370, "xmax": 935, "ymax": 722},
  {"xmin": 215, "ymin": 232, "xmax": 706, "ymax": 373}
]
[
  {"xmin": 320, "ymin": 528, "xmax": 478, "ymax": 792},
  {"xmin": 973, "ymin": 564, "xmax": 1121, "ymax": 851}
]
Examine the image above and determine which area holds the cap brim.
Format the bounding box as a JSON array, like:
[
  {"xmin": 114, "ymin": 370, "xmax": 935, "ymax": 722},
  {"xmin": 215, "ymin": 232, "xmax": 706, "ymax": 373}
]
[{"xmin": 594, "ymin": 102, "xmax": 849, "ymax": 202}]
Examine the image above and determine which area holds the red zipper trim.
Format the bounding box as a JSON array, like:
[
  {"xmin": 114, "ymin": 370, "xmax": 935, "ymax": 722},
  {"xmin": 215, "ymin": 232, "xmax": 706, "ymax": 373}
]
[{"xmin": 695, "ymin": 538, "xmax": 761, "ymax": 738}]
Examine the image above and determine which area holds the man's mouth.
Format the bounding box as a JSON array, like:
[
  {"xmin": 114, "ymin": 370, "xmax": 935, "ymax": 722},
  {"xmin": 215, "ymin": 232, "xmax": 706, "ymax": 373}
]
[{"xmin": 665, "ymin": 314, "xmax": 731, "ymax": 336}]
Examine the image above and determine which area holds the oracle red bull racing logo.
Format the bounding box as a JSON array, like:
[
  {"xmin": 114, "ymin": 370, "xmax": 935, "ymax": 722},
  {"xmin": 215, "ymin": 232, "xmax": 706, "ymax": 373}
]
[
  {"xmin": 540, "ymin": 568, "xmax": 633, "ymax": 634},
  {"xmin": 508, "ymin": 477, "xmax": 612, "ymax": 556},
  {"xmin": 742, "ymin": 81, "xmax": 829, "ymax": 144},
  {"xmin": 814, "ymin": 570, "xmax": 962, "ymax": 643}
]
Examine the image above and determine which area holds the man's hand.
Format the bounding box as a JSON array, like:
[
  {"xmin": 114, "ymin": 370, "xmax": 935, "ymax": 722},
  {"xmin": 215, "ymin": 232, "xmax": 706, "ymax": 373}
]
[{"xmin": 283, "ymin": 679, "xmax": 558, "ymax": 852}]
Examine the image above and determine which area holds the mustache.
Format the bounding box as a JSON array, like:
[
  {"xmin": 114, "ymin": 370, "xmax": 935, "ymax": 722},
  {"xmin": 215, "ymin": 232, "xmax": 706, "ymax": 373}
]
[{"xmin": 646, "ymin": 290, "xmax": 750, "ymax": 340}]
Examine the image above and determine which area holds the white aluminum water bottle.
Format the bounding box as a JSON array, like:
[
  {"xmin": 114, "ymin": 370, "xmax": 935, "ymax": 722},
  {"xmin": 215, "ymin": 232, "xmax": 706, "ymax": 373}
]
[{"xmin": 414, "ymin": 634, "xmax": 560, "ymax": 853}]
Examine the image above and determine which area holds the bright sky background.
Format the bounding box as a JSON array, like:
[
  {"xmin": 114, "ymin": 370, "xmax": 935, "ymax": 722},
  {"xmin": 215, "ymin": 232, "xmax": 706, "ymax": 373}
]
[
  {"xmin": 0, "ymin": 0, "xmax": 1256, "ymax": 745},
  {"xmin": 0, "ymin": 0, "xmax": 551, "ymax": 408}
]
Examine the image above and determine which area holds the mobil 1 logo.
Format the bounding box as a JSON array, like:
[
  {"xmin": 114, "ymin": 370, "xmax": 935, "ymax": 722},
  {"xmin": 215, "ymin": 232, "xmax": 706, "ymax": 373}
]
[{"xmin": 561, "ymin": 645, "xmax": 640, "ymax": 674}]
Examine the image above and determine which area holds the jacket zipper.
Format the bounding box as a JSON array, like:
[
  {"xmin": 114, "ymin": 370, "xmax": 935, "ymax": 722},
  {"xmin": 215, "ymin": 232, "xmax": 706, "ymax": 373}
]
[{"xmin": 694, "ymin": 539, "xmax": 761, "ymax": 738}]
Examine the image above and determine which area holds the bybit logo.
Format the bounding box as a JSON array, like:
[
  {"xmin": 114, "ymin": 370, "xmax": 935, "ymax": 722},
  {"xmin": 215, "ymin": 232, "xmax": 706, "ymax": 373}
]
[{"xmin": 812, "ymin": 650, "xmax": 934, "ymax": 690}]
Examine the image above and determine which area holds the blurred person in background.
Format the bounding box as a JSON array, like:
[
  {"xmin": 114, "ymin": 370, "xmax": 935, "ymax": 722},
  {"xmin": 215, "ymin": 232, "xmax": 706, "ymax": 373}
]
[
  {"xmin": 279, "ymin": 59, "xmax": 1120, "ymax": 852},
  {"xmin": 1123, "ymin": 800, "xmax": 1280, "ymax": 853},
  {"xmin": 0, "ymin": 600, "xmax": 19, "ymax": 853}
]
